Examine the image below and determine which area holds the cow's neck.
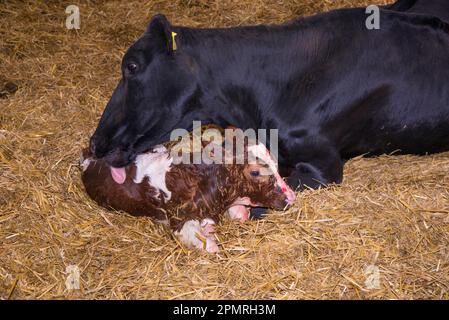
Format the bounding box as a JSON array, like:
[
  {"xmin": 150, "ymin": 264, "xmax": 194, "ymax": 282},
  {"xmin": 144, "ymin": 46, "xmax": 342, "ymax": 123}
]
[{"xmin": 174, "ymin": 17, "xmax": 335, "ymax": 129}]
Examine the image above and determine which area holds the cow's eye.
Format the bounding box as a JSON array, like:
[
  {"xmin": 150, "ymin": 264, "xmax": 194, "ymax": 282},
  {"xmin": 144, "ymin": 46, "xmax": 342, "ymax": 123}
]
[
  {"xmin": 127, "ymin": 62, "xmax": 138, "ymax": 74},
  {"xmin": 250, "ymin": 170, "xmax": 260, "ymax": 177}
]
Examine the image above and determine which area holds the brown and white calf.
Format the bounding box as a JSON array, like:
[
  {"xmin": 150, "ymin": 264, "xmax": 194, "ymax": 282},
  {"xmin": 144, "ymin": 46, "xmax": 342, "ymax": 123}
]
[{"xmin": 80, "ymin": 142, "xmax": 295, "ymax": 252}]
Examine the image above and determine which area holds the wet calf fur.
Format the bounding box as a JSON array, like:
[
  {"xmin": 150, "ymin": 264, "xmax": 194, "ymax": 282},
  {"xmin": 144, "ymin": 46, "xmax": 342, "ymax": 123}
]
[{"xmin": 80, "ymin": 143, "xmax": 295, "ymax": 252}]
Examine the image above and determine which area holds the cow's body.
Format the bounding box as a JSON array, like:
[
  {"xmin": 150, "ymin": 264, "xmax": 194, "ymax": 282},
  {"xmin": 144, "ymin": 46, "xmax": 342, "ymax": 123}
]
[
  {"xmin": 386, "ymin": 0, "xmax": 449, "ymax": 22},
  {"xmin": 90, "ymin": 0, "xmax": 449, "ymax": 192}
]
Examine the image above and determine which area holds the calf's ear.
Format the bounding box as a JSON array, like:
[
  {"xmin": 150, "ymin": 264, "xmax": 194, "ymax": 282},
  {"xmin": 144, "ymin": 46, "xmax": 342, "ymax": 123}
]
[{"xmin": 147, "ymin": 14, "xmax": 175, "ymax": 53}]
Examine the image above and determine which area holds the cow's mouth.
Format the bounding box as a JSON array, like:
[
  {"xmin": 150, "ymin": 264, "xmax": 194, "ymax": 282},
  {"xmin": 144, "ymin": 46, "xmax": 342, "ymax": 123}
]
[
  {"xmin": 99, "ymin": 148, "xmax": 135, "ymax": 183},
  {"xmin": 103, "ymin": 150, "xmax": 134, "ymax": 168},
  {"xmin": 105, "ymin": 136, "xmax": 170, "ymax": 184},
  {"xmin": 105, "ymin": 129, "xmax": 173, "ymax": 183}
]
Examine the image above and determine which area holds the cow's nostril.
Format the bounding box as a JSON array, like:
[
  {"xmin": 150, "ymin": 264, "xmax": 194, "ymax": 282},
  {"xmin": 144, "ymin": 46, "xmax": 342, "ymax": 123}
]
[{"xmin": 89, "ymin": 136, "xmax": 108, "ymax": 158}]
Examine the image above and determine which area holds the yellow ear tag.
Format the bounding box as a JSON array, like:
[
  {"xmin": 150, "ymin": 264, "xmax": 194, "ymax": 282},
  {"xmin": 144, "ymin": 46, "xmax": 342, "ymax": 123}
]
[{"xmin": 171, "ymin": 31, "xmax": 178, "ymax": 51}]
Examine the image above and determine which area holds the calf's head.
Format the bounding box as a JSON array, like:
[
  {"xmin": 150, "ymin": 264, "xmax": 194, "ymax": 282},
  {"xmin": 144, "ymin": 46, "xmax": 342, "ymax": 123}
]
[{"xmin": 222, "ymin": 141, "xmax": 296, "ymax": 210}]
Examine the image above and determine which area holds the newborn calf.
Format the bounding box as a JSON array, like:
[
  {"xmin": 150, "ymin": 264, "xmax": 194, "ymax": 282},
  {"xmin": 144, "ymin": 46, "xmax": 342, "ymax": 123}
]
[{"xmin": 80, "ymin": 142, "xmax": 295, "ymax": 252}]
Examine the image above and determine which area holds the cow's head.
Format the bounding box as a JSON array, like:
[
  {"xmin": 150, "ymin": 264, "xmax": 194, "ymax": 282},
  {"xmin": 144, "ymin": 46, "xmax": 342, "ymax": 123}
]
[{"xmin": 90, "ymin": 15, "xmax": 202, "ymax": 167}]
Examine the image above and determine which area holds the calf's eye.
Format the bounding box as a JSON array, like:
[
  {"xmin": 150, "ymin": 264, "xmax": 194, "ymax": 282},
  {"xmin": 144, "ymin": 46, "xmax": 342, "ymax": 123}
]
[
  {"xmin": 250, "ymin": 170, "xmax": 260, "ymax": 177},
  {"xmin": 127, "ymin": 62, "xmax": 138, "ymax": 74}
]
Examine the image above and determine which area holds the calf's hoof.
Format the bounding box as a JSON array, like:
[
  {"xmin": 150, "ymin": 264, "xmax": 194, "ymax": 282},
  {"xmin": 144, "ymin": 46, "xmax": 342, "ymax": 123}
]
[
  {"xmin": 205, "ymin": 237, "xmax": 219, "ymax": 253},
  {"xmin": 175, "ymin": 218, "xmax": 219, "ymax": 253},
  {"xmin": 227, "ymin": 205, "xmax": 250, "ymax": 222},
  {"xmin": 201, "ymin": 219, "xmax": 219, "ymax": 253}
]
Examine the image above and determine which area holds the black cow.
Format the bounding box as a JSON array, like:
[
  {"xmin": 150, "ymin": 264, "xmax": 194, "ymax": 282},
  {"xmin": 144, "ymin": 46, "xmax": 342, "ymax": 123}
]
[
  {"xmin": 90, "ymin": 0, "xmax": 449, "ymax": 193},
  {"xmin": 386, "ymin": 0, "xmax": 449, "ymax": 22}
]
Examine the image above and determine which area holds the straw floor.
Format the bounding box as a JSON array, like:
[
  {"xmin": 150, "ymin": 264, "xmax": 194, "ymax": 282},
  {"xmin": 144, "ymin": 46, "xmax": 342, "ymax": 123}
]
[{"xmin": 1, "ymin": 0, "xmax": 448, "ymax": 299}]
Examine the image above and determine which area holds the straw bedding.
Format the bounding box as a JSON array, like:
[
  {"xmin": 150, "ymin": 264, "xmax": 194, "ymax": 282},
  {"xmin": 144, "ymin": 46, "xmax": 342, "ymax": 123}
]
[{"xmin": 1, "ymin": 0, "xmax": 448, "ymax": 299}]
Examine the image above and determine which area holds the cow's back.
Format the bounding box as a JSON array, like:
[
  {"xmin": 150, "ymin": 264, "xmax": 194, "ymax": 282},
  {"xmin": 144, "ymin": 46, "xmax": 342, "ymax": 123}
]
[
  {"xmin": 387, "ymin": 0, "xmax": 449, "ymax": 23},
  {"xmin": 284, "ymin": 8, "xmax": 449, "ymax": 158}
]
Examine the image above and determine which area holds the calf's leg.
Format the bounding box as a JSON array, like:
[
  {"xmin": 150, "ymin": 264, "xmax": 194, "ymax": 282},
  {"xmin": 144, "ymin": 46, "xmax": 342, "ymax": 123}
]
[
  {"xmin": 227, "ymin": 205, "xmax": 250, "ymax": 222},
  {"xmin": 173, "ymin": 218, "xmax": 219, "ymax": 253}
]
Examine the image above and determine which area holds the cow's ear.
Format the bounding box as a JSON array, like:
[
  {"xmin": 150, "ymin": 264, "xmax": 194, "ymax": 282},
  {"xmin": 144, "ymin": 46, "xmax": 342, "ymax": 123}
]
[{"xmin": 147, "ymin": 14, "xmax": 174, "ymax": 53}]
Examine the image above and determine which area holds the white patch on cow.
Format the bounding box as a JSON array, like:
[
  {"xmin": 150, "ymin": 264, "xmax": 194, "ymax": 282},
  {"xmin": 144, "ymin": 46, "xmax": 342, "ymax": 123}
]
[
  {"xmin": 79, "ymin": 152, "xmax": 92, "ymax": 172},
  {"xmin": 133, "ymin": 147, "xmax": 173, "ymax": 201},
  {"xmin": 174, "ymin": 220, "xmax": 203, "ymax": 249}
]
